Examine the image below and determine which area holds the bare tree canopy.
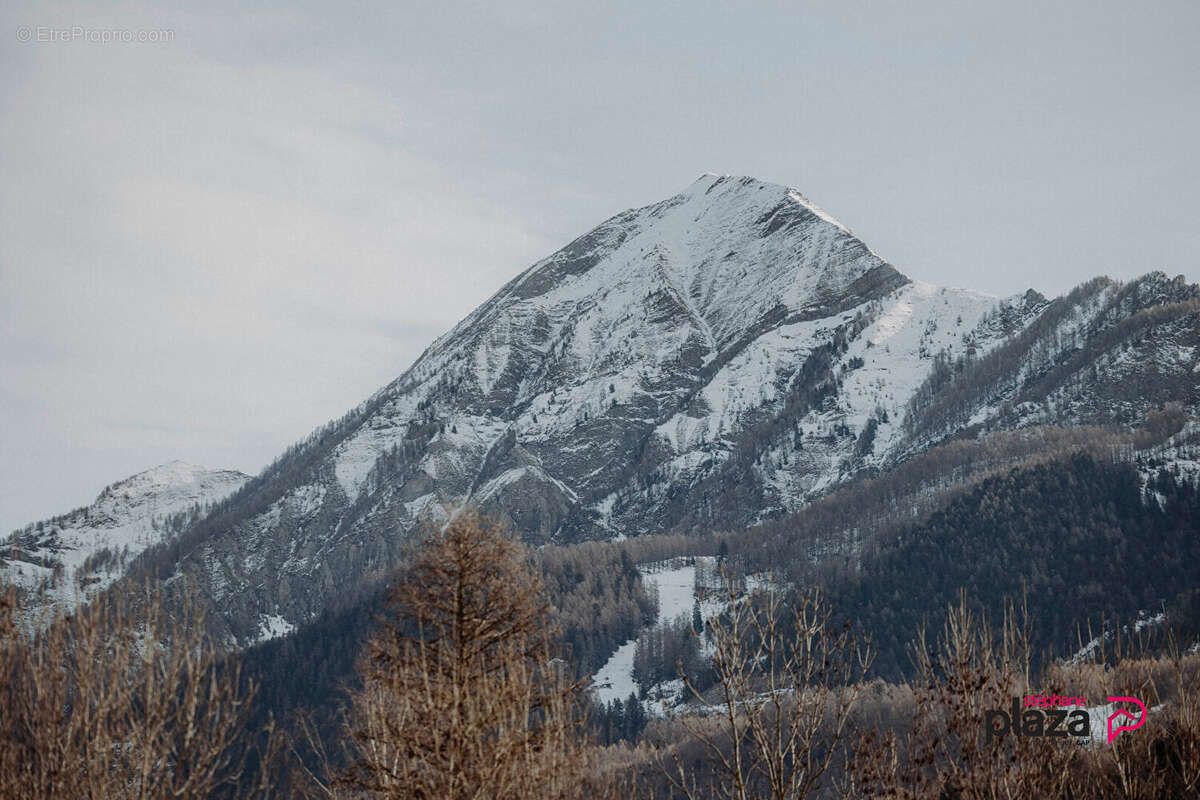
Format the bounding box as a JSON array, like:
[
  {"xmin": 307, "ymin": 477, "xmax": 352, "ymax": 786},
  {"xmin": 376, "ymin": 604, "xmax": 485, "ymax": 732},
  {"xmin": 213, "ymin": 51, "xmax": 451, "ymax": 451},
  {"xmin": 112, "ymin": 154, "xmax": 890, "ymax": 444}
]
[
  {"xmin": 0, "ymin": 583, "xmax": 280, "ymax": 799},
  {"xmin": 340, "ymin": 510, "xmax": 599, "ymax": 800}
]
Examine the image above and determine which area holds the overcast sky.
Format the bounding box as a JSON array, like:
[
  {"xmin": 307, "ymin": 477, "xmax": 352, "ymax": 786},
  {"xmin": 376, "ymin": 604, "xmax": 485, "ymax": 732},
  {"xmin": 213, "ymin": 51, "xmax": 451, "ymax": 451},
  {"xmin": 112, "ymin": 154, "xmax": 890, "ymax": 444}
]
[{"xmin": 2, "ymin": 0, "xmax": 1198, "ymax": 533}]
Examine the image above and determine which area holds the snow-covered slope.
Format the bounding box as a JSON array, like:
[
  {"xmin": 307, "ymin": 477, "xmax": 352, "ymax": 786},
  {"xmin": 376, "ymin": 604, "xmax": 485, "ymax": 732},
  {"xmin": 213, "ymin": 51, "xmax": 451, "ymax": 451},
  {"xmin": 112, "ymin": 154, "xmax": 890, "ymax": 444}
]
[
  {"xmin": 592, "ymin": 556, "xmax": 775, "ymax": 713},
  {"xmin": 898, "ymin": 273, "xmax": 1200, "ymax": 452},
  {"xmin": 148, "ymin": 175, "xmax": 1038, "ymax": 643},
  {"xmin": 2, "ymin": 461, "xmax": 249, "ymax": 612},
  {"xmin": 51, "ymin": 174, "xmax": 1199, "ymax": 646}
]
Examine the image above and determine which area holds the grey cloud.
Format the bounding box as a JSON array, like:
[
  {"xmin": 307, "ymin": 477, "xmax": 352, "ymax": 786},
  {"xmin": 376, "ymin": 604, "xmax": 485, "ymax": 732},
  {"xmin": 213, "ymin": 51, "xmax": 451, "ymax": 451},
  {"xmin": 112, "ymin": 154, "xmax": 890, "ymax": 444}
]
[{"xmin": 1, "ymin": 0, "xmax": 1197, "ymax": 531}]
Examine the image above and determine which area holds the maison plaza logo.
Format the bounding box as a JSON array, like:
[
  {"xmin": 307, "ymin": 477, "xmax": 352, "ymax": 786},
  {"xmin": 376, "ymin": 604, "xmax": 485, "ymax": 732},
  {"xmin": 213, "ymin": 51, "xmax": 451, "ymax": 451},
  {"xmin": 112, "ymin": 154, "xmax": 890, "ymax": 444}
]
[{"xmin": 984, "ymin": 695, "xmax": 1148, "ymax": 744}]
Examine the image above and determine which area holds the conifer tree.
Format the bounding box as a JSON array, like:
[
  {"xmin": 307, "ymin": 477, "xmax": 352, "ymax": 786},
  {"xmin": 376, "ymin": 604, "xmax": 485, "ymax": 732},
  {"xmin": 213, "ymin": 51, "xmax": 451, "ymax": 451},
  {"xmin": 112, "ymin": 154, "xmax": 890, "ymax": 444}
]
[{"xmin": 343, "ymin": 510, "xmax": 594, "ymax": 800}]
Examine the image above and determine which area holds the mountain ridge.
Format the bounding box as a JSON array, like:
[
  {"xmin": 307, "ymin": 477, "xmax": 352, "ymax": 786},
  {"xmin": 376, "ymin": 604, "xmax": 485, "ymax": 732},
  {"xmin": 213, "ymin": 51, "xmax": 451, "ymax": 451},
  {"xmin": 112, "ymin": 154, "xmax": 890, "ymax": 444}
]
[
  {"xmin": 5, "ymin": 176, "xmax": 1198, "ymax": 648},
  {"xmin": 2, "ymin": 461, "xmax": 249, "ymax": 615}
]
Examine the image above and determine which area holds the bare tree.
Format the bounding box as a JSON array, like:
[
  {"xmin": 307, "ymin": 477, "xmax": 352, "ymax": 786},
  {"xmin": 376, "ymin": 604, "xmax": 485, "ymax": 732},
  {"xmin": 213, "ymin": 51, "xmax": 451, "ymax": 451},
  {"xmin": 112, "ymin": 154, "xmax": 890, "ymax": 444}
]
[
  {"xmin": 848, "ymin": 593, "xmax": 1200, "ymax": 799},
  {"xmin": 667, "ymin": 581, "xmax": 873, "ymax": 800},
  {"xmin": 848, "ymin": 593, "xmax": 1081, "ymax": 799},
  {"xmin": 0, "ymin": 582, "xmax": 281, "ymax": 799},
  {"xmin": 339, "ymin": 510, "xmax": 598, "ymax": 800},
  {"xmin": 1066, "ymin": 630, "xmax": 1200, "ymax": 800}
]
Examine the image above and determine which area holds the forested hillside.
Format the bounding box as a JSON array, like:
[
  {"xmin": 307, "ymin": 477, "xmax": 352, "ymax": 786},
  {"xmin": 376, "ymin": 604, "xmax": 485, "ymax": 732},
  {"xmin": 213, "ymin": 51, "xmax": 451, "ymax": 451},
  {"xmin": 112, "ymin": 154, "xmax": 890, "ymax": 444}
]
[
  {"xmin": 817, "ymin": 453, "xmax": 1200, "ymax": 677},
  {"xmin": 230, "ymin": 447, "xmax": 1200, "ymax": 780},
  {"xmin": 235, "ymin": 530, "xmax": 668, "ymax": 754}
]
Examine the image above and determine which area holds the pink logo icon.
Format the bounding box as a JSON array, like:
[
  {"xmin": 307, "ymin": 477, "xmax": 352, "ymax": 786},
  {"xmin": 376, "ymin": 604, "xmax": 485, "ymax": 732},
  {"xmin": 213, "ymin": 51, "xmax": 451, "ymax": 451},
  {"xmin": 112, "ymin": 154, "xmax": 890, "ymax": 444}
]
[{"xmin": 1106, "ymin": 697, "xmax": 1147, "ymax": 743}]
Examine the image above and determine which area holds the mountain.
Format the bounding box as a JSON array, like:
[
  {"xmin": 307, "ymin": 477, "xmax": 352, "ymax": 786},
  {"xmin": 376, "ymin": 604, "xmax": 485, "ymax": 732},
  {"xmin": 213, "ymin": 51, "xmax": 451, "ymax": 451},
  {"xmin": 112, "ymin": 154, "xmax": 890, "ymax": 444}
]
[
  {"xmin": 9, "ymin": 175, "xmax": 1199, "ymax": 648},
  {"xmin": 898, "ymin": 272, "xmax": 1199, "ymax": 454},
  {"xmin": 1, "ymin": 461, "xmax": 250, "ymax": 614}
]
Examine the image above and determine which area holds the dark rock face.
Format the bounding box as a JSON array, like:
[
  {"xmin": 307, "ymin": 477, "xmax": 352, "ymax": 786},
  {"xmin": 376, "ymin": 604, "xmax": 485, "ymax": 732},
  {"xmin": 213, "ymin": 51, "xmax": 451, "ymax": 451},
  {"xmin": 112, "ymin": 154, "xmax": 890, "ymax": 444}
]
[{"xmin": 21, "ymin": 175, "xmax": 1196, "ymax": 646}]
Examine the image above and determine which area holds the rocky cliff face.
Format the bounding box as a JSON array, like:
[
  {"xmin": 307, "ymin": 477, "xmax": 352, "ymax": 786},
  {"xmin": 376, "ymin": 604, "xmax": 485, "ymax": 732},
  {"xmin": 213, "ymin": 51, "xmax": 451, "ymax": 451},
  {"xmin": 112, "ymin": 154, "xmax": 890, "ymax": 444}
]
[{"xmin": 8, "ymin": 175, "xmax": 1198, "ymax": 646}]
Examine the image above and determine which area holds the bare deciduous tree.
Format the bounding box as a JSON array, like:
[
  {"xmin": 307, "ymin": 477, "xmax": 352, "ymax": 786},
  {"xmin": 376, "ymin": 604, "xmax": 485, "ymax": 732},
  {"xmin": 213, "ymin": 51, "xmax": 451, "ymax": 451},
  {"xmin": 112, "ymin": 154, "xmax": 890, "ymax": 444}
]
[
  {"xmin": 667, "ymin": 581, "xmax": 873, "ymax": 800},
  {"xmin": 849, "ymin": 595, "xmax": 1069, "ymax": 798},
  {"xmin": 0, "ymin": 582, "xmax": 280, "ymax": 799},
  {"xmin": 848, "ymin": 593, "xmax": 1200, "ymax": 800}
]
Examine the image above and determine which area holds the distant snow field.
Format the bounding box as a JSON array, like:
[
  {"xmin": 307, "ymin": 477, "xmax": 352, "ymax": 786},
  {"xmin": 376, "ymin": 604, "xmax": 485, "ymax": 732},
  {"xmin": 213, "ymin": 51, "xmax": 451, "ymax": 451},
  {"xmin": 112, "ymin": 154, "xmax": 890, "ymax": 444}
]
[{"xmin": 591, "ymin": 556, "xmax": 772, "ymax": 711}]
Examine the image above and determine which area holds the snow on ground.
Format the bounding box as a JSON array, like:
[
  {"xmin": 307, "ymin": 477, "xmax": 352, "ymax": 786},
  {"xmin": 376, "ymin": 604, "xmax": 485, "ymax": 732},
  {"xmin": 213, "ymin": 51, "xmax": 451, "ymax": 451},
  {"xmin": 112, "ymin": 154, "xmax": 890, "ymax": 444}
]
[
  {"xmin": 840, "ymin": 282, "xmax": 998, "ymax": 450},
  {"xmin": 256, "ymin": 613, "xmax": 296, "ymax": 643},
  {"xmin": 591, "ymin": 640, "xmax": 639, "ymax": 705},
  {"xmin": 646, "ymin": 560, "xmax": 699, "ymax": 623},
  {"xmin": 753, "ymin": 281, "xmax": 1007, "ymax": 506},
  {"xmin": 1066, "ymin": 610, "xmax": 1166, "ymax": 665},
  {"xmin": 592, "ymin": 559, "xmax": 699, "ymax": 705},
  {"xmin": 591, "ymin": 556, "xmax": 776, "ymax": 711},
  {"xmin": 592, "ymin": 559, "xmax": 701, "ymax": 706},
  {"xmin": 595, "ymin": 570, "xmax": 1175, "ymax": 733},
  {"xmin": 644, "ymin": 678, "xmax": 688, "ymax": 717}
]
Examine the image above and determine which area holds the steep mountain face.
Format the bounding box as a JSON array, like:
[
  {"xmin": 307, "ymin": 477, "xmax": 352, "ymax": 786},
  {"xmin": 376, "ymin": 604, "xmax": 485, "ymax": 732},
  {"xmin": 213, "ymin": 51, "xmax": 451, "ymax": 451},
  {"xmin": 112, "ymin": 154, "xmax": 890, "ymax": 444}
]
[
  {"xmin": 18, "ymin": 175, "xmax": 1197, "ymax": 647},
  {"xmin": 146, "ymin": 175, "xmax": 1019, "ymax": 643},
  {"xmin": 328, "ymin": 174, "xmax": 1008, "ymax": 541},
  {"xmin": 1, "ymin": 462, "xmax": 250, "ymax": 614}
]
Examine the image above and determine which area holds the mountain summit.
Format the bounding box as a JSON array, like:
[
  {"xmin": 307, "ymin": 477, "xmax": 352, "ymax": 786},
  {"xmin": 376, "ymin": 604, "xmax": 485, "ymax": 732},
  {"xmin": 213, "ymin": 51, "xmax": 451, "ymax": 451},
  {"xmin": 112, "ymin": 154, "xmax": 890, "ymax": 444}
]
[
  {"xmin": 10, "ymin": 176, "xmax": 1199, "ymax": 645},
  {"xmin": 2, "ymin": 462, "xmax": 249, "ymax": 613},
  {"xmin": 452, "ymin": 173, "xmax": 906, "ymax": 354},
  {"xmin": 147, "ymin": 175, "xmax": 1018, "ymax": 642}
]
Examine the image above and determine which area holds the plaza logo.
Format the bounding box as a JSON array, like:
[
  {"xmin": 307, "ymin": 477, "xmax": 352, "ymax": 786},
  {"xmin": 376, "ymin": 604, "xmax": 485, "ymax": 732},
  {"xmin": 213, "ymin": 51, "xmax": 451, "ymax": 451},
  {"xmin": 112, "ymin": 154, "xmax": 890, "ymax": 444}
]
[
  {"xmin": 1104, "ymin": 696, "xmax": 1148, "ymax": 743},
  {"xmin": 983, "ymin": 695, "xmax": 1147, "ymax": 744}
]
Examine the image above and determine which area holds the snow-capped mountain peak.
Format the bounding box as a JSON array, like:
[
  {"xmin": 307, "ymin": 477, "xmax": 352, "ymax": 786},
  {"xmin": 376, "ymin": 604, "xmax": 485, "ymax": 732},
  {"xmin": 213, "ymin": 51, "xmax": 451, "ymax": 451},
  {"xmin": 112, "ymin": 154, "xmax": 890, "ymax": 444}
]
[
  {"xmin": 142, "ymin": 175, "xmax": 1030, "ymax": 643},
  {"xmin": 2, "ymin": 462, "xmax": 250, "ymax": 611},
  {"xmin": 685, "ymin": 173, "xmax": 858, "ymax": 235},
  {"xmin": 10, "ymin": 176, "xmax": 1198, "ymax": 649}
]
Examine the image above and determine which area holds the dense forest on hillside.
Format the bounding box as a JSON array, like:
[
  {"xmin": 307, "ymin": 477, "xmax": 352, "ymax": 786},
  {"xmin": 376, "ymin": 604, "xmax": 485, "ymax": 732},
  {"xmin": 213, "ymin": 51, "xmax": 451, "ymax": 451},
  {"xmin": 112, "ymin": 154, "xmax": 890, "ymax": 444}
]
[
  {"xmin": 236, "ymin": 529, "xmax": 678, "ymax": 753},
  {"xmin": 9, "ymin": 509, "xmax": 1200, "ymax": 799},
  {"xmin": 28, "ymin": 402, "xmax": 1193, "ymax": 793},
  {"xmin": 724, "ymin": 415, "xmax": 1185, "ymax": 579},
  {"xmin": 233, "ymin": 444, "xmax": 1200, "ymax": 779},
  {"xmin": 812, "ymin": 454, "xmax": 1200, "ymax": 678}
]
